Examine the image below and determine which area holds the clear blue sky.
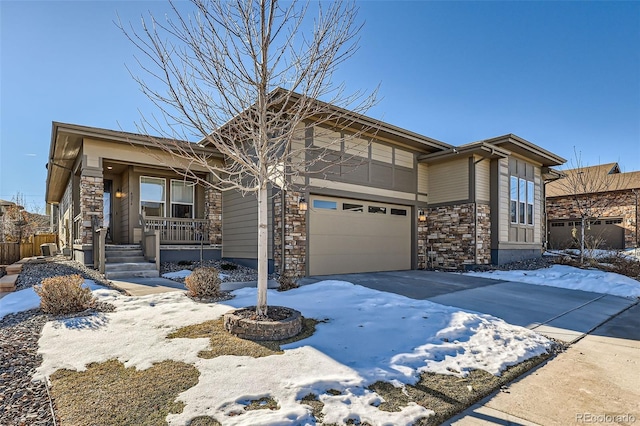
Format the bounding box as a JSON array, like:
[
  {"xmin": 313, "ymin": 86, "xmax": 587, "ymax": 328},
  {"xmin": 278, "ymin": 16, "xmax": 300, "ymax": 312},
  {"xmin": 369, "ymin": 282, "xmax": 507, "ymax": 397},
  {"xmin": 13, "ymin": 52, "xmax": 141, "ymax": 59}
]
[{"xmin": 1, "ymin": 1, "xmax": 639, "ymax": 211}]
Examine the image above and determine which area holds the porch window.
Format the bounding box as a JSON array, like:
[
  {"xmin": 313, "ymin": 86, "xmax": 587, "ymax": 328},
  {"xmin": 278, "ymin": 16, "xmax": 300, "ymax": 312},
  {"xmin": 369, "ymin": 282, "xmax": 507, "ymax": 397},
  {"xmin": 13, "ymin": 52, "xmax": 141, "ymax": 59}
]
[
  {"xmin": 171, "ymin": 180, "xmax": 194, "ymax": 218},
  {"xmin": 140, "ymin": 176, "xmax": 165, "ymax": 217}
]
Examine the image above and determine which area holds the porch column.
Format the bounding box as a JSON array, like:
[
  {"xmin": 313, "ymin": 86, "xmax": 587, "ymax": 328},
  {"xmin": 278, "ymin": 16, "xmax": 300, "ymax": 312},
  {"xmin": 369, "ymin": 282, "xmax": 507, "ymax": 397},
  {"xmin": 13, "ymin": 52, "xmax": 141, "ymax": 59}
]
[
  {"xmin": 79, "ymin": 172, "xmax": 104, "ymax": 245},
  {"xmin": 273, "ymin": 190, "xmax": 307, "ymax": 277},
  {"xmin": 205, "ymin": 186, "xmax": 222, "ymax": 245}
]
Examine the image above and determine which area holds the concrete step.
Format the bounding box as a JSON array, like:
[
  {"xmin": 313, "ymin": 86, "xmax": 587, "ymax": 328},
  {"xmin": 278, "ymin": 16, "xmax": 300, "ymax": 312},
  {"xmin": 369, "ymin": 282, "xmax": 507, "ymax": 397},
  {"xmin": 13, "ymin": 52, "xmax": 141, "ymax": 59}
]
[
  {"xmin": 105, "ymin": 262, "xmax": 157, "ymax": 272},
  {"xmin": 105, "ymin": 250, "xmax": 144, "ymax": 258},
  {"xmin": 105, "ymin": 245, "xmax": 141, "ymax": 250},
  {"xmin": 6, "ymin": 264, "xmax": 22, "ymax": 275},
  {"xmin": 105, "ymin": 269, "xmax": 160, "ymax": 279},
  {"xmin": 105, "ymin": 256, "xmax": 146, "ymax": 263},
  {"xmin": 0, "ymin": 274, "xmax": 18, "ymax": 291}
]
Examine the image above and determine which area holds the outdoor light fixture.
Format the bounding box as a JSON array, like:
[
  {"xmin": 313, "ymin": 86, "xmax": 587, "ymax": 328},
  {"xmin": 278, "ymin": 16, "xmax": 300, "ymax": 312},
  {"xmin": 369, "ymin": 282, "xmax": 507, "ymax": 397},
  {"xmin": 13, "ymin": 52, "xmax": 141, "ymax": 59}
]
[
  {"xmin": 115, "ymin": 188, "xmax": 123, "ymax": 198},
  {"xmin": 418, "ymin": 209, "xmax": 427, "ymax": 222},
  {"xmin": 298, "ymin": 196, "xmax": 308, "ymax": 212}
]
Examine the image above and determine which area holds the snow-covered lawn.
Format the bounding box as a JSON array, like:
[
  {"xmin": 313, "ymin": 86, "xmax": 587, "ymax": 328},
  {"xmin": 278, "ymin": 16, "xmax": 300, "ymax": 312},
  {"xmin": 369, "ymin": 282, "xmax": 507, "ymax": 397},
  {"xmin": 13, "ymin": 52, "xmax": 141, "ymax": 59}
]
[
  {"xmin": 467, "ymin": 264, "xmax": 640, "ymax": 299},
  {"xmin": 0, "ymin": 280, "xmax": 105, "ymax": 320},
  {"xmin": 20, "ymin": 280, "xmax": 553, "ymax": 425}
]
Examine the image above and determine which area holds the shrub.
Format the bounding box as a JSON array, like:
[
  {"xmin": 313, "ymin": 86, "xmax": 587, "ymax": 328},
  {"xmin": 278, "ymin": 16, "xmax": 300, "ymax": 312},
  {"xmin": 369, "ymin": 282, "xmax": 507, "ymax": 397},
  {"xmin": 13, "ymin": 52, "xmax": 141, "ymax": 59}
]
[
  {"xmin": 277, "ymin": 273, "xmax": 300, "ymax": 292},
  {"xmin": 185, "ymin": 267, "xmax": 222, "ymax": 298},
  {"xmin": 34, "ymin": 274, "xmax": 95, "ymax": 315},
  {"xmin": 219, "ymin": 262, "xmax": 238, "ymax": 271}
]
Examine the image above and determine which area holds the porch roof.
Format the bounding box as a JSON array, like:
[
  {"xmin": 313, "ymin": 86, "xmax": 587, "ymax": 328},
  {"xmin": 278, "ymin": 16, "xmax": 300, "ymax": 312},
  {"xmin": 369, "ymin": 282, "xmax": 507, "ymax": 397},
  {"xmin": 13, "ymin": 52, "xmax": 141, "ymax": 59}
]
[{"xmin": 45, "ymin": 122, "xmax": 221, "ymax": 204}]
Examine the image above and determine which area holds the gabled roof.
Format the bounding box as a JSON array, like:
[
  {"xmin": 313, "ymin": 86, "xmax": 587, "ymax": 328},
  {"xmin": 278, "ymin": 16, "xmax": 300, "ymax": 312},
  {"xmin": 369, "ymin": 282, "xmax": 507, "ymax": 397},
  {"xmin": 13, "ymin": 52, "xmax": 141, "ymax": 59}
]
[
  {"xmin": 46, "ymin": 122, "xmax": 219, "ymax": 204},
  {"xmin": 546, "ymin": 162, "xmax": 640, "ymax": 197},
  {"xmin": 477, "ymin": 134, "xmax": 566, "ymax": 167},
  {"xmin": 199, "ymin": 88, "xmax": 454, "ymax": 153}
]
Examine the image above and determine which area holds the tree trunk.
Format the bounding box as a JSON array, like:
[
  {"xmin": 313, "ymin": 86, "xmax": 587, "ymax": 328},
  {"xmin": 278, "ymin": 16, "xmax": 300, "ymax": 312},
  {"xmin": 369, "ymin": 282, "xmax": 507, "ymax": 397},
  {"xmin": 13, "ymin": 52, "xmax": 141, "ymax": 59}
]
[
  {"xmin": 580, "ymin": 216, "xmax": 585, "ymax": 264},
  {"xmin": 256, "ymin": 185, "xmax": 269, "ymax": 316}
]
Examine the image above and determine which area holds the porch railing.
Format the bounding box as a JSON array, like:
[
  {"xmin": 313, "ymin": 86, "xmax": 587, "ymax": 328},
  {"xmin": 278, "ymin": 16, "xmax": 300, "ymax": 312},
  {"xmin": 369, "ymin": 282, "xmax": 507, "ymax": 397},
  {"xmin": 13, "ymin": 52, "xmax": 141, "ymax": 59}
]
[{"xmin": 140, "ymin": 213, "xmax": 210, "ymax": 244}]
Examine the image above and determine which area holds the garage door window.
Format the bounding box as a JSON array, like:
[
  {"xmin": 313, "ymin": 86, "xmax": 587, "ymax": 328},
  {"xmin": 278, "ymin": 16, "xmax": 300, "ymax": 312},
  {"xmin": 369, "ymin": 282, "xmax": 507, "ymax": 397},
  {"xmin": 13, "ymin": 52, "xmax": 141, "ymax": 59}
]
[
  {"xmin": 313, "ymin": 200, "xmax": 337, "ymax": 210},
  {"xmin": 390, "ymin": 208, "xmax": 407, "ymax": 216},
  {"xmin": 368, "ymin": 206, "xmax": 387, "ymax": 214},
  {"xmin": 343, "ymin": 203, "xmax": 363, "ymax": 212}
]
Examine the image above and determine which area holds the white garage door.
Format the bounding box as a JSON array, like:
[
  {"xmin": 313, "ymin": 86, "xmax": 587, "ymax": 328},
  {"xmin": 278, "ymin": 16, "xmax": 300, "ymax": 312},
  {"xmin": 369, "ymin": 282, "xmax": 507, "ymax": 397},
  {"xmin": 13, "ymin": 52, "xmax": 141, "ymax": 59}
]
[{"xmin": 309, "ymin": 195, "xmax": 412, "ymax": 275}]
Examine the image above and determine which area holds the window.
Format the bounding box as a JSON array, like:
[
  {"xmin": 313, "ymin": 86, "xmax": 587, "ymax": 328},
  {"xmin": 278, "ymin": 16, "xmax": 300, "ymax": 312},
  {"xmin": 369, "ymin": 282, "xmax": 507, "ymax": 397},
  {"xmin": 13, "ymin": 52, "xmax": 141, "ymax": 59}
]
[
  {"xmin": 343, "ymin": 203, "xmax": 363, "ymax": 212},
  {"xmin": 368, "ymin": 206, "xmax": 387, "ymax": 214},
  {"xmin": 313, "ymin": 200, "xmax": 337, "ymax": 210},
  {"xmin": 510, "ymin": 176, "xmax": 518, "ymax": 223},
  {"xmin": 171, "ymin": 180, "xmax": 194, "ymax": 218},
  {"xmin": 551, "ymin": 222, "xmax": 565, "ymax": 227},
  {"xmin": 140, "ymin": 177, "xmax": 165, "ymax": 216},
  {"xmin": 510, "ymin": 175, "xmax": 535, "ymax": 226},
  {"xmin": 518, "ymin": 178, "xmax": 526, "ymax": 224},
  {"xmin": 605, "ymin": 219, "xmax": 622, "ymax": 225},
  {"xmin": 527, "ymin": 181, "xmax": 534, "ymax": 225},
  {"xmin": 390, "ymin": 208, "xmax": 407, "ymax": 216}
]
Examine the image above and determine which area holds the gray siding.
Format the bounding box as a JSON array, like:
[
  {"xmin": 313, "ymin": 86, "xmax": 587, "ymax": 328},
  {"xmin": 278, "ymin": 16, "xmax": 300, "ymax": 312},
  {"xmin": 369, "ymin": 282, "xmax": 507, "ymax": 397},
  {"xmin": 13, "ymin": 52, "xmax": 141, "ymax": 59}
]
[
  {"xmin": 222, "ymin": 189, "xmax": 273, "ymax": 259},
  {"xmin": 307, "ymin": 126, "xmax": 417, "ymax": 194}
]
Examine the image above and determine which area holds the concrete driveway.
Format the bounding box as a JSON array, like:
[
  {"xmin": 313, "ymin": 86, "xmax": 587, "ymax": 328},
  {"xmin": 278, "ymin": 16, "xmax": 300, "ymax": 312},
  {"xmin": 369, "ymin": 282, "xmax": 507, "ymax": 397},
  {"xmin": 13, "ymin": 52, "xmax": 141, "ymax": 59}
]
[{"xmin": 301, "ymin": 270, "xmax": 636, "ymax": 343}]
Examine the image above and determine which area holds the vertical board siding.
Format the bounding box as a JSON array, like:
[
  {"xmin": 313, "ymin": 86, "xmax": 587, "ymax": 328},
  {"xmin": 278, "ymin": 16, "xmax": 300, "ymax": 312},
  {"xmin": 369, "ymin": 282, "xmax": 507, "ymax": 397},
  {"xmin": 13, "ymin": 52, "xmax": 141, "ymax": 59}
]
[
  {"xmin": 498, "ymin": 158, "xmax": 510, "ymax": 242},
  {"xmin": 476, "ymin": 158, "xmax": 491, "ymax": 201},
  {"xmin": 222, "ymin": 190, "xmax": 273, "ymax": 259},
  {"xmin": 534, "ymin": 167, "xmax": 542, "ymax": 243},
  {"xmin": 417, "ymin": 163, "xmax": 428, "ymax": 194},
  {"xmin": 427, "ymin": 157, "xmax": 469, "ymax": 204}
]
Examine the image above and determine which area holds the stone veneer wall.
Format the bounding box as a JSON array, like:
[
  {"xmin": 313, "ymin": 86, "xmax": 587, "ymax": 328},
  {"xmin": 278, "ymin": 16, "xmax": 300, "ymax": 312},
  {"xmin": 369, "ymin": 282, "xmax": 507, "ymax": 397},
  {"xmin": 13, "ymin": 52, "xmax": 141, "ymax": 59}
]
[
  {"xmin": 476, "ymin": 203, "xmax": 491, "ymax": 264},
  {"xmin": 417, "ymin": 219, "xmax": 428, "ymax": 269},
  {"xmin": 273, "ymin": 191, "xmax": 306, "ymax": 277},
  {"xmin": 205, "ymin": 187, "xmax": 222, "ymax": 245},
  {"xmin": 425, "ymin": 202, "xmax": 491, "ymax": 269},
  {"xmin": 547, "ymin": 190, "xmax": 638, "ymax": 248},
  {"xmin": 79, "ymin": 175, "xmax": 103, "ymax": 245}
]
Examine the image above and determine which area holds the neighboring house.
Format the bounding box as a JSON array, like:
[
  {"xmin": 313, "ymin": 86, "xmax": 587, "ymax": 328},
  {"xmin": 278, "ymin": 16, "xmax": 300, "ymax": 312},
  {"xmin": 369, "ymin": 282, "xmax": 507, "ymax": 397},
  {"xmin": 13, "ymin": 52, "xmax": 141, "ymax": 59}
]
[
  {"xmin": 45, "ymin": 103, "xmax": 565, "ymax": 275},
  {"xmin": 546, "ymin": 163, "xmax": 640, "ymax": 250}
]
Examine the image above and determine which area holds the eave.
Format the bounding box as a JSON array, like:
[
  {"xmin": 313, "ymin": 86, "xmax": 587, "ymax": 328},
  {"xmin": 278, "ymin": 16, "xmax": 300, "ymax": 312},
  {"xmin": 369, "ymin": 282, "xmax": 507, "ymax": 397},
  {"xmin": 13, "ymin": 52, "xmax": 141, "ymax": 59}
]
[{"xmin": 417, "ymin": 142, "xmax": 511, "ymax": 164}]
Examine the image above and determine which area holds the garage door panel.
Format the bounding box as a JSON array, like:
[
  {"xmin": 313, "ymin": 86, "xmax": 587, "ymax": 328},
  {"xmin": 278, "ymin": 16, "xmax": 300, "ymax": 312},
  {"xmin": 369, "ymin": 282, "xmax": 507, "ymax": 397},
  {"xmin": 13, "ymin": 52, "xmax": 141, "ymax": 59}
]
[{"xmin": 309, "ymin": 195, "xmax": 411, "ymax": 275}]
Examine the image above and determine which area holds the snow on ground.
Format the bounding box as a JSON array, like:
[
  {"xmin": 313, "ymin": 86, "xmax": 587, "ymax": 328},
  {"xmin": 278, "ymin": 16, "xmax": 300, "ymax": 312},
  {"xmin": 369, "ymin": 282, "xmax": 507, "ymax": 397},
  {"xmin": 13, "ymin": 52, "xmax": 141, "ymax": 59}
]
[
  {"xmin": 545, "ymin": 249, "xmax": 640, "ymax": 261},
  {"xmin": 34, "ymin": 280, "xmax": 552, "ymax": 426},
  {"xmin": 467, "ymin": 264, "xmax": 640, "ymax": 299},
  {"xmin": 0, "ymin": 280, "xmax": 105, "ymax": 320},
  {"xmin": 162, "ymin": 269, "xmax": 229, "ymax": 280}
]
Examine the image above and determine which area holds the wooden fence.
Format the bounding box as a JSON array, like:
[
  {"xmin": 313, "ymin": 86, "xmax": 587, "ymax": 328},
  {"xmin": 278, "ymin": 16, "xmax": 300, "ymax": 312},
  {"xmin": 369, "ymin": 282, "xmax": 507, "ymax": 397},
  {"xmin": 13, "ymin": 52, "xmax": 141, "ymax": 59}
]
[
  {"xmin": 0, "ymin": 233, "xmax": 58, "ymax": 264},
  {"xmin": 0, "ymin": 242, "xmax": 20, "ymax": 265}
]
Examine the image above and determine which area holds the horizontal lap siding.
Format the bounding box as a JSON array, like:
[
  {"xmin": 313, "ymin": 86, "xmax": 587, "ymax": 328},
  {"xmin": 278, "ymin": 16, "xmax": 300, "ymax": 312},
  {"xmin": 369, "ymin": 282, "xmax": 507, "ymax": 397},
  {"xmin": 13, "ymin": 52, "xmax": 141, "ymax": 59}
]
[
  {"xmin": 427, "ymin": 157, "xmax": 469, "ymax": 204},
  {"xmin": 476, "ymin": 157, "xmax": 490, "ymax": 202},
  {"xmin": 222, "ymin": 190, "xmax": 273, "ymax": 259}
]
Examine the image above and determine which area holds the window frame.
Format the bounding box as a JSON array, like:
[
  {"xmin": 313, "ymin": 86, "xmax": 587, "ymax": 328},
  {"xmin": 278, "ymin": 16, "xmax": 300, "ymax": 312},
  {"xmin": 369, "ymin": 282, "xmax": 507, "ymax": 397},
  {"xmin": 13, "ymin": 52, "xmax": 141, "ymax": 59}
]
[
  {"xmin": 140, "ymin": 176, "xmax": 166, "ymax": 217},
  {"xmin": 170, "ymin": 179, "xmax": 195, "ymax": 219},
  {"xmin": 509, "ymin": 175, "xmax": 535, "ymax": 226}
]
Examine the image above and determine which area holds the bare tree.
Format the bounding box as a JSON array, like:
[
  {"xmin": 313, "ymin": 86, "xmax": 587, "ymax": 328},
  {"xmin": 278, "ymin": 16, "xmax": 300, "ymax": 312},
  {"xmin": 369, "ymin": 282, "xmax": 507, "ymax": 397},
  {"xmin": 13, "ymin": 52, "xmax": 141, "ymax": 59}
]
[
  {"xmin": 552, "ymin": 150, "xmax": 630, "ymax": 263},
  {"xmin": 119, "ymin": 0, "xmax": 376, "ymax": 316}
]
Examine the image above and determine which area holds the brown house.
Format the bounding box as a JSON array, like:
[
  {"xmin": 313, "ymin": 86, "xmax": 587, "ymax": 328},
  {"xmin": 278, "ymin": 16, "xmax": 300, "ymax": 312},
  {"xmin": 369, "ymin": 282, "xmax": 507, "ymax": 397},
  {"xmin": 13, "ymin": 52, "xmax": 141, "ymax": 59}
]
[
  {"xmin": 546, "ymin": 163, "xmax": 640, "ymax": 250},
  {"xmin": 45, "ymin": 103, "xmax": 566, "ymax": 277}
]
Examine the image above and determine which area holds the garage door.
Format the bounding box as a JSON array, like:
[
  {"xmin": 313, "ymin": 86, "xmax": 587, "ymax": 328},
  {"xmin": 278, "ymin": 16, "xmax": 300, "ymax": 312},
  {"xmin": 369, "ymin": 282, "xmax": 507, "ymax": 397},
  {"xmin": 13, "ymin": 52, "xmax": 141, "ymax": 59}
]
[
  {"xmin": 548, "ymin": 219, "xmax": 624, "ymax": 249},
  {"xmin": 309, "ymin": 195, "xmax": 411, "ymax": 275}
]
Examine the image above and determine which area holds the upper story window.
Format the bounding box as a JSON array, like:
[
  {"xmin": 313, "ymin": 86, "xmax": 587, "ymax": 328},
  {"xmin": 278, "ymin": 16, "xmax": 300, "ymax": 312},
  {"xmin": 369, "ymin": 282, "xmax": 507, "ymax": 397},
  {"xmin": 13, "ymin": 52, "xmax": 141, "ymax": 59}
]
[
  {"xmin": 510, "ymin": 176, "xmax": 534, "ymax": 226},
  {"xmin": 171, "ymin": 180, "xmax": 195, "ymax": 218},
  {"xmin": 140, "ymin": 176, "xmax": 165, "ymax": 217}
]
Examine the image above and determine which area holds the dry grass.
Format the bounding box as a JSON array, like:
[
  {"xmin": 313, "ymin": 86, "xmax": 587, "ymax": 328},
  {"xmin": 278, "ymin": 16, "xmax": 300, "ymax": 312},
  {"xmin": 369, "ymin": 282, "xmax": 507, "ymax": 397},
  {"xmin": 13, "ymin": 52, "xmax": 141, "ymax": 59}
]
[
  {"xmin": 50, "ymin": 359, "xmax": 200, "ymax": 426},
  {"xmin": 243, "ymin": 396, "xmax": 280, "ymax": 411},
  {"xmin": 168, "ymin": 317, "xmax": 319, "ymax": 359}
]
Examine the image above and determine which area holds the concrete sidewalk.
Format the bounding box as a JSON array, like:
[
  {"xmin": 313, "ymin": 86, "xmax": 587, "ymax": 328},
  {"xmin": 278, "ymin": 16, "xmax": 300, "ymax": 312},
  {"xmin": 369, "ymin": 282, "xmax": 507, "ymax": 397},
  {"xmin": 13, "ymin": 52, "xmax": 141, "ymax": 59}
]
[
  {"xmin": 449, "ymin": 302, "xmax": 640, "ymax": 425},
  {"xmin": 110, "ymin": 277, "xmax": 278, "ymax": 296}
]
